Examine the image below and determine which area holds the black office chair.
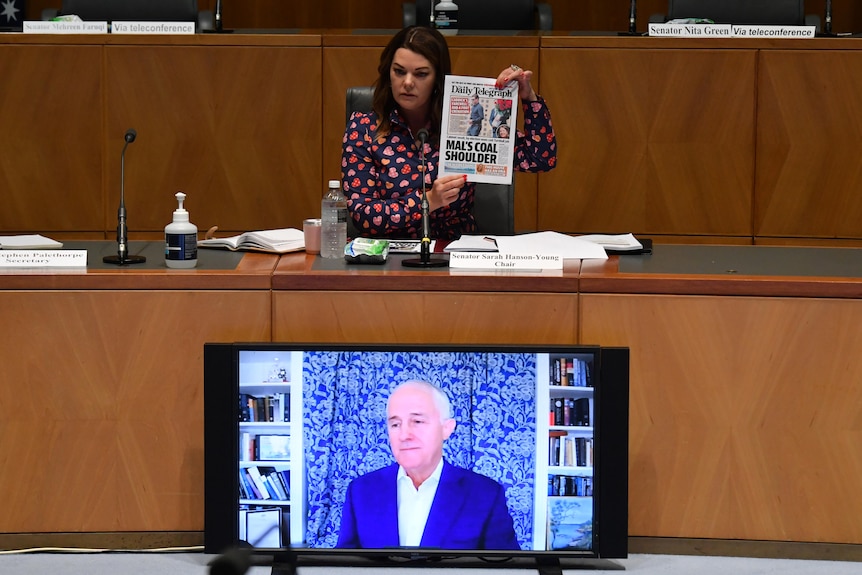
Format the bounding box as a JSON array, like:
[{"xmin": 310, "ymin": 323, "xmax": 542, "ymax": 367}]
[
  {"xmin": 42, "ymin": 0, "xmax": 215, "ymax": 31},
  {"xmin": 403, "ymin": 0, "xmax": 552, "ymax": 32},
  {"xmin": 345, "ymin": 86, "xmax": 515, "ymax": 238},
  {"xmin": 649, "ymin": 0, "xmax": 820, "ymax": 28}
]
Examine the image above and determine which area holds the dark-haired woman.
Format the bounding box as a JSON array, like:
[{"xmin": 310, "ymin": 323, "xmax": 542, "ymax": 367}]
[{"xmin": 341, "ymin": 26, "xmax": 556, "ymax": 240}]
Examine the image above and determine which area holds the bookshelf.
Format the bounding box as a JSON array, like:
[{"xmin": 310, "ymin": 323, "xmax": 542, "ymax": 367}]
[
  {"xmin": 533, "ymin": 352, "xmax": 595, "ymax": 551},
  {"xmin": 238, "ymin": 350, "xmax": 305, "ymax": 547}
]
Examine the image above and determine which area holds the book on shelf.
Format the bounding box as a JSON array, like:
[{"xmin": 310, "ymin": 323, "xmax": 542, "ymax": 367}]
[
  {"xmin": 548, "ymin": 475, "xmax": 594, "ymax": 497},
  {"xmin": 549, "ymin": 398, "xmax": 590, "ymax": 427},
  {"xmin": 549, "ymin": 435, "xmax": 594, "ymax": 467},
  {"xmin": 240, "ymin": 393, "xmax": 290, "ymax": 423},
  {"xmin": 245, "ymin": 466, "xmax": 271, "ymax": 500},
  {"xmin": 242, "ymin": 466, "xmax": 291, "ymax": 502},
  {"xmin": 198, "ymin": 228, "xmax": 304, "ymax": 254},
  {"xmin": 550, "ymin": 357, "xmax": 593, "ymax": 388}
]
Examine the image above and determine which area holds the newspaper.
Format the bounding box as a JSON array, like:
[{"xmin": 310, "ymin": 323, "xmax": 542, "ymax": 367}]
[{"xmin": 438, "ymin": 75, "xmax": 519, "ymax": 185}]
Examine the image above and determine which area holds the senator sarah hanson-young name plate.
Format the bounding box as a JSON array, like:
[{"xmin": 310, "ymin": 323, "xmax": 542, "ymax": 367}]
[{"xmin": 448, "ymin": 252, "xmax": 562, "ymax": 270}]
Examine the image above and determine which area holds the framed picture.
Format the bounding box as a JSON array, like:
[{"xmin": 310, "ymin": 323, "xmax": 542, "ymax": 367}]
[
  {"xmin": 257, "ymin": 435, "xmax": 290, "ymax": 460},
  {"xmin": 245, "ymin": 507, "xmax": 282, "ymax": 547}
]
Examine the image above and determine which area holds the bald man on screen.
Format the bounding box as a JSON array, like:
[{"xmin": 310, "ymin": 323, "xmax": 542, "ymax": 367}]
[{"xmin": 336, "ymin": 380, "xmax": 519, "ymax": 550}]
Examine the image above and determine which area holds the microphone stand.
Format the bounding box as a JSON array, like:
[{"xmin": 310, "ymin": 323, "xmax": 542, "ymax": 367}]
[
  {"xmin": 618, "ymin": 0, "xmax": 644, "ymax": 36},
  {"xmin": 403, "ymin": 129, "xmax": 448, "ymax": 268},
  {"xmin": 215, "ymin": 0, "xmax": 223, "ymax": 32},
  {"xmin": 104, "ymin": 129, "xmax": 146, "ymax": 265}
]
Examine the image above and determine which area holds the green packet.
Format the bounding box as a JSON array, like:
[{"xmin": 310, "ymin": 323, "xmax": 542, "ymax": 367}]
[{"xmin": 344, "ymin": 237, "xmax": 390, "ymax": 265}]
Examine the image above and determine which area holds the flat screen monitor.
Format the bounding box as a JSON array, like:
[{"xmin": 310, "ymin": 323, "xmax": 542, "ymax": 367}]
[{"xmin": 204, "ymin": 343, "xmax": 629, "ymax": 572}]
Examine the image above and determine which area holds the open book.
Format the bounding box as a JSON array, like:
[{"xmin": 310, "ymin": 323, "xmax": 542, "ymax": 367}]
[{"xmin": 197, "ymin": 228, "xmax": 304, "ymax": 254}]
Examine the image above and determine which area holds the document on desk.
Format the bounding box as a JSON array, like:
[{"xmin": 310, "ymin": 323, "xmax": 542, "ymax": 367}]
[
  {"xmin": 0, "ymin": 234, "xmax": 63, "ymax": 249},
  {"xmin": 444, "ymin": 235, "xmax": 498, "ymax": 252},
  {"xmin": 495, "ymin": 232, "xmax": 608, "ymax": 260},
  {"xmin": 575, "ymin": 233, "xmax": 643, "ymax": 252}
]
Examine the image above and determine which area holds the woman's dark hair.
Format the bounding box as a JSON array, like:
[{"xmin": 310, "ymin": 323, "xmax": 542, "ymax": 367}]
[{"xmin": 373, "ymin": 26, "xmax": 451, "ymax": 142}]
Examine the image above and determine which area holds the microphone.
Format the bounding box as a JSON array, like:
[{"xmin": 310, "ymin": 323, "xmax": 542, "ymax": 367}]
[
  {"xmin": 103, "ymin": 128, "xmax": 147, "ymax": 265},
  {"xmin": 208, "ymin": 546, "xmax": 278, "ymax": 575},
  {"xmin": 403, "ymin": 128, "xmax": 448, "ymax": 268},
  {"xmin": 825, "ymin": 0, "xmax": 833, "ymax": 35},
  {"xmin": 208, "ymin": 518, "xmax": 285, "ymax": 575},
  {"xmin": 208, "ymin": 546, "xmax": 250, "ymax": 575},
  {"xmin": 215, "ymin": 0, "xmax": 223, "ymax": 32},
  {"xmin": 416, "ymin": 127, "xmax": 429, "ymax": 146},
  {"xmin": 618, "ymin": 0, "xmax": 643, "ymax": 35}
]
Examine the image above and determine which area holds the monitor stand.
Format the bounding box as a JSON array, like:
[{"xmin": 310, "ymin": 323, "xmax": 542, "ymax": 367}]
[{"xmin": 269, "ymin": 554, "xmax": 625, "ymax": 574}]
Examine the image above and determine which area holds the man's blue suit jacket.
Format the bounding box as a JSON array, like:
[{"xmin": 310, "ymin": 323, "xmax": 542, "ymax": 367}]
[{"xmin": 336, "ymin": 460, "xmax": 520, "ymax": 550}]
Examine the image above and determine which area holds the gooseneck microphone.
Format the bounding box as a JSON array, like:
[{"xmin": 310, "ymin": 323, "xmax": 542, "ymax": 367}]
[
  {"xmin": 618, "ymin": 0, "xmax": 643, "ymax": 36},
  {"xmin": 208, "ymin": 521, "xmax": 286, "ymax": 575},
  {"xmin": 103, "ymin": 128, "xmax": 147, "ymax": 265},
  {"xmin": 215, "ymin": 0, "xmax": 223, "ymax": 32},
  {"xmin": 403, "ymin": 128, "xmax": 449, "ymax": 268}
]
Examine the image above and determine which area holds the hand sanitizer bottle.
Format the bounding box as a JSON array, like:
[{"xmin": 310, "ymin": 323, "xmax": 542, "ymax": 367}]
[
  {"xmin": 433, "ymin": 0, "xmax": 458, "ymax": 35},
  {"xmin": 165, "ymin": 191, "xmax": 198, "ymax": 268}
]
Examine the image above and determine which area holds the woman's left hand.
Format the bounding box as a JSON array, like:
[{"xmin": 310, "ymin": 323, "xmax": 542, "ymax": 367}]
[{"xmin": 495, "ymin": 64, "xmax": 537, "ymax": 102}]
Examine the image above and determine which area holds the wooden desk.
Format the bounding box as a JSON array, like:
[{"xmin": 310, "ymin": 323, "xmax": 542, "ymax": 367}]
[
  {"xmin": 580, "ymin": 245, "xmax": 862, "ymax": 545},
  {"xmin": 5, "ymin": 242, "xmax": 862, "ymax": 552},
  {"xmin": 271, "ymin": 252, "xmax": 580, "ymax": 344},
  {"xmin": 0, "ymin": 243, "xmax": 278, "ymax": 535}
]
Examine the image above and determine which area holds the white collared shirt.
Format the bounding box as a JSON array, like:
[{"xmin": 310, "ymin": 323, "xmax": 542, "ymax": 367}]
[{"xmin": 396, "ymin": 458, "xmax": 444, "ymax": 546}]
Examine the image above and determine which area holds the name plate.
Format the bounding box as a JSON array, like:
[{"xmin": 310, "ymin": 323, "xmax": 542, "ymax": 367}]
[
  {"xmin": 23, "ymin": 21, "xmax": 108, "ymax": 34},
  {"xmin": 111, "ymin": 21, "xmax": 196, "ymax": 34},
  {"xmin": 0, "ymin": 250, "xmax": 87, "ymax": 268},
  {"xmin": 449, "ymin": 252, "xmax": 563, "ymax": 270},
  {"xmin": 648, "ymin": 23, "xmax": 815, "ymax": 38}
]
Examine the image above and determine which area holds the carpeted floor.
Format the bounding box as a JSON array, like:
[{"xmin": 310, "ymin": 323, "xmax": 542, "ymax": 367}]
[{"xmin": 0, "ymin": 552, "xmax": 861, "ymax": 574}]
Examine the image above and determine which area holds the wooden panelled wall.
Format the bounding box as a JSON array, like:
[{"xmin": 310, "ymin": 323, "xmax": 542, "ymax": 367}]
[
  {"xmin": 22, "ymin": 0, "xmax": 862, "ymax": 35},
  {"xmin": 4, "ymin": 33, "xmax": 862, "ymax": 245}
]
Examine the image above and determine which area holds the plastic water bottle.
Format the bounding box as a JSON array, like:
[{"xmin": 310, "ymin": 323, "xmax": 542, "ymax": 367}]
[
  {"xmin": 320, "ymin": 179, "xmax": 347, "ymax": 259},
  {"xmin": 432, "ymin": 0, "xmax": 458, "ymax": 35}
]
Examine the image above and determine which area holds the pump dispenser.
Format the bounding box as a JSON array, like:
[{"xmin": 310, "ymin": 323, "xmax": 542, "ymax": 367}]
[{"xmin": 165, "ymin": 191, "xmax": 198, "ymax": 268}]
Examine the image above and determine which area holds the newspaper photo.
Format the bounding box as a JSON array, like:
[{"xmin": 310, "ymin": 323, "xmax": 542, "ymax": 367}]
[{"xmin": 438, "ymin": 74, "xmax": 519, "ymax": 185}]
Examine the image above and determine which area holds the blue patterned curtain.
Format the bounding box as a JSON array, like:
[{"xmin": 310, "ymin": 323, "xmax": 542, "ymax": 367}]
[{"xmin": 302, "ymin": 350, "xmax": 537, "ymax": 549}]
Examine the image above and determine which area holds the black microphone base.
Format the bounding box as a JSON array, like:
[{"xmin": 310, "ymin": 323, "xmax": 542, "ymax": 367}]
[
  {"xmin": 618, "ymin": 30, "xmax": 645, "ymax": 36},
  {"xmin": 103, "ymin": 254, "xmax": 147, "ymax": 265},
  {"xmin": 402, "ymin": 256, "xmax": 449, "ymax": 268}
]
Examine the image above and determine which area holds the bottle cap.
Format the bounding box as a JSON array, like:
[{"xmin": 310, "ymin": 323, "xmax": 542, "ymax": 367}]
[
  {"xmin": 173, "ymin": 191, "xmax": 189, "ymax": 222},
  {"xmin": 328, "ymin": 179, "xmax": 340, "ymax": 188}
]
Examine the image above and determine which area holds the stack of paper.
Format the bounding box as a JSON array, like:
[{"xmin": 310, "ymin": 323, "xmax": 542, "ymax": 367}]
[
  {"xmin": 447, "ymin": 232, "xmax": 609, "ymax": 260},
  {"xmin": 575, "ymin": 233, "xmax": 643, "ymax": 252},
  {"xmin": 0, "ymin": 234, "xmax": 63, "ymax": 249}
]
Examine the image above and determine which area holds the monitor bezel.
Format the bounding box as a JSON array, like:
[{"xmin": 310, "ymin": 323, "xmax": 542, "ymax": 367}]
[{"xmin": 204, "ymin": 342, "xmax": 629, "ymax": 562}]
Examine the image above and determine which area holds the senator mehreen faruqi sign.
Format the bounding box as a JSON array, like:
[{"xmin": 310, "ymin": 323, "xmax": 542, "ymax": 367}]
[{"xmin": 648, "ymin": 23, "xmax": 816, "ymax": 38}]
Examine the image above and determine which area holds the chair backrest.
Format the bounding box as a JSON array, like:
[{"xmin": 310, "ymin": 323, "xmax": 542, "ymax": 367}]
[
  {"xmin": 665, "ymin": 0, "xmax": 805, "ymax": 25},
  {"xmin": 344, "ymin": 86, "xmax": 514, "ymax": 237},
  {"xmin": 60, "ymin": 0, "xmax": 199, "ymax": 21},
  {"xmin": 411, "ymin": 0, "xmax": 540, "ymax": 31}
]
